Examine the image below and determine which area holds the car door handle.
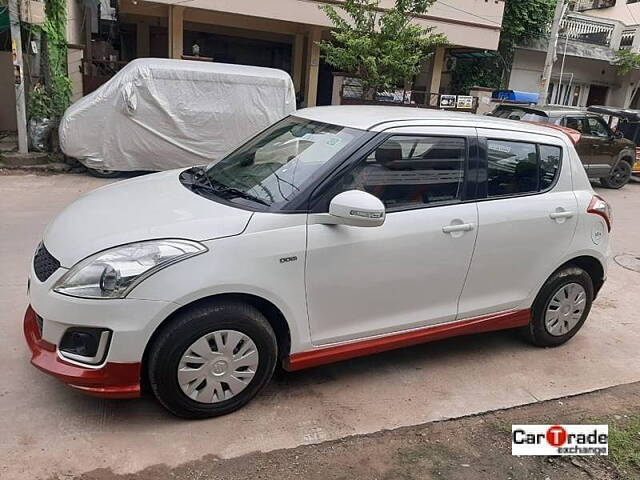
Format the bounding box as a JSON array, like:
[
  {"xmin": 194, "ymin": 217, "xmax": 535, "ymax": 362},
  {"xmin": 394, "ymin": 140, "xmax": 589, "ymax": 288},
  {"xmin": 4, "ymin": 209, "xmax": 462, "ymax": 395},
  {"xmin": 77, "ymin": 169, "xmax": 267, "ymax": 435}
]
[
  {"xmin": 442, "ymin": 223, "xmax": 475, "ymax": 233},
  {"xmin": 549, "ymin": 211, "xmax": 574, "ymax": 220}
]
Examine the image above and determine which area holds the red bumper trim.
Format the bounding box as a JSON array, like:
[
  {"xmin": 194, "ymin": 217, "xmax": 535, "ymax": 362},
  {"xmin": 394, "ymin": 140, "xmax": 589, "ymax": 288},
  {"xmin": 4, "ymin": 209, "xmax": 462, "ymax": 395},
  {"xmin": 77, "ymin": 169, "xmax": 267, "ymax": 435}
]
[
  {"xmin": 24, "ymin": 305, "xmax": 142, "ymax": 399},
  {"xmin": 286, "ymin": 309, "xmax": 531, "ymax": 371}
]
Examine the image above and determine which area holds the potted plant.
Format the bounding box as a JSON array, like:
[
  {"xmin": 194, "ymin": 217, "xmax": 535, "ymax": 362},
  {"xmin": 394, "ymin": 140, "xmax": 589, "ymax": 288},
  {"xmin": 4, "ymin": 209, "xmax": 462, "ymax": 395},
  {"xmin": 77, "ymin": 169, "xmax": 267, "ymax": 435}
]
[{"xmin": 27, "ymin": 83, "xmax": 54, "ymax": 152}]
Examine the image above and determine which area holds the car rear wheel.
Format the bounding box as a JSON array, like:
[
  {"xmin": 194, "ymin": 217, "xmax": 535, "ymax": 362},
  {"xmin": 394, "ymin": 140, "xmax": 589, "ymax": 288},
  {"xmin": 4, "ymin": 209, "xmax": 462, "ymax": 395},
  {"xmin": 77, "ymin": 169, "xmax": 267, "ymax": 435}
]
[
  {"xmin": 600, "ymin": 160, "xmax": 631, "ymax": 189},
  {"xmin": 148, "ymin": 300, "xmax": 278, "ymax": 419},
  {"xmin": 522, "ymin": 266, "xmax": 594, "ymax": 347}
]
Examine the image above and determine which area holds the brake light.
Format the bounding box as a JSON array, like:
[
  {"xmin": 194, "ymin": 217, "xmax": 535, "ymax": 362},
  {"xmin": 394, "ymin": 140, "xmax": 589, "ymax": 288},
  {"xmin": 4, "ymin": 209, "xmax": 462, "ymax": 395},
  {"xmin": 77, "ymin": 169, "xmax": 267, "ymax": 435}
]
[{"xmin": 587, "ymin": 194, "xmax": 612, "ymax": 232}]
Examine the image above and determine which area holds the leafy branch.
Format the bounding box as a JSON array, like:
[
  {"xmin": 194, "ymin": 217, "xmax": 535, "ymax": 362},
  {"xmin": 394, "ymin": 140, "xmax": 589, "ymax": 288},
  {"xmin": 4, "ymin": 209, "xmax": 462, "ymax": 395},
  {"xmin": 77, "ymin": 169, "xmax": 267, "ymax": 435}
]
[
  {"xmin": 41, "ymin": 0, "xmax": 71, "ymax": 119},
  {"xmin": 614, "ymin": 49, "xmax": 640, "ymax": 76},
  {"xmin": 318, "ymin": 0, "xmax": 447, "ymax": 97}
]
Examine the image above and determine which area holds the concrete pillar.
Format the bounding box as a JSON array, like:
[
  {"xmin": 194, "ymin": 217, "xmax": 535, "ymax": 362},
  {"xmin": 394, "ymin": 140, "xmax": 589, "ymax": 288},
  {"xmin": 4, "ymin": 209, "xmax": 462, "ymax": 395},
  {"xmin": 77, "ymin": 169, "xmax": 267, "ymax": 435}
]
[
  {"xmin": 168, "ymin": 5, "xmax": 185, "ymax": 59},
  {"xmin": 610, "ymin": 23, "xmax": 624, "ymax": 51},
  {"xmin": 429, "ymin": 47, "xmax": 446, "ymax": 95},
  {"xmin": 292, "ymin": 33, "xmax": 304, "ymax": 93},
  {"xmin": 137, "ymin": 21, "xmax": 150, "ymax": 58},
  {"xmin": 304, "ymin": 28, "xmax": 322, "ymax": 107},
  {"xmin": 67, "ymin": 46, "xmax": 84, "ymax": 102},
  {"xmin": 331, "ymin": 73, "xmax": 345, "ymax": 105},
  {"xmin": 632, "ymin": 25, "xmax": 640, "ymax": 52}
]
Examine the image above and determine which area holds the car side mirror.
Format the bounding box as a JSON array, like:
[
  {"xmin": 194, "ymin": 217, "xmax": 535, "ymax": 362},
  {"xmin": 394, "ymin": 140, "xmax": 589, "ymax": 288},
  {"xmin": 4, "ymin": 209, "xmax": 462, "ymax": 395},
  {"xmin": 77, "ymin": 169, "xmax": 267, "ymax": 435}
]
[
  {"xmin": 310, "ymin": 190, "xmax": 386, "ymax": 227},
  {"xmin": 614, "ymin": 130, "xmax": 624, "ymax": 139}
]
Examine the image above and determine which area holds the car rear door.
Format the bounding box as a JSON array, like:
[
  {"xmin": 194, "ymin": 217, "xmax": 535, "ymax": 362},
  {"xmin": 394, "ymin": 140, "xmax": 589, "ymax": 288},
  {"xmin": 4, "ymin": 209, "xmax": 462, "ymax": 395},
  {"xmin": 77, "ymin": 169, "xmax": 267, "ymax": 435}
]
[
  {"xmin": 305, "ymin": 127, "xmax": 479, "ymax": 345},
  {"xmin": 457, "ymin": 129, "xmax": 578, "ymax": 319}
]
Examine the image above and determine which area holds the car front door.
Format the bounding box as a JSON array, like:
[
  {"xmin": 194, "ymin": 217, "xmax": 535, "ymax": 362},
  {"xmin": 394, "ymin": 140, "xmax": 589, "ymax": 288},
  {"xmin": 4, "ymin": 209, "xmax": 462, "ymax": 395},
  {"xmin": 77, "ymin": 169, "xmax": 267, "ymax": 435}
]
[
  {"xmin": 562, "ymin": 115, "xmax": 595, "ymax": 175},
  {"xmin": 585, "ymin": 115, "xmax": 617, "ymax": 177},
  {"xmin": 305, "ymin": 127, "xmax": 479, "ymax": 345},
  {"xmin": 457, "ymin": 130, "xmax": 578, "ymax": 319}
]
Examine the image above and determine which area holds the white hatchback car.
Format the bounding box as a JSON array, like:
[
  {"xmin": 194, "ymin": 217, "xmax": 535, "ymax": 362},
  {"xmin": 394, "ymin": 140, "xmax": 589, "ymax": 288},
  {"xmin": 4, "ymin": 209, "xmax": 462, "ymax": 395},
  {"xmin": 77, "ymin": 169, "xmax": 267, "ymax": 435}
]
[{"xmin": 25, "ymin": 106, "xmax": 610, "ymax": 418}]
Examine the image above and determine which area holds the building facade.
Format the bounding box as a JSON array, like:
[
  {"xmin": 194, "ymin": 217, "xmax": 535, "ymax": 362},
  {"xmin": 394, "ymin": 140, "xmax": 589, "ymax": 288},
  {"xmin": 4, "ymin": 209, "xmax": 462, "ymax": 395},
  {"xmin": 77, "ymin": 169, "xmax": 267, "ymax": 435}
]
[
  {"xmin": 73, "ymin": 0, "xmax": 505, "ymax": 106},
  {"xmin": 508, "ymin": 0, "xmax": 640, "ymax": 108}
]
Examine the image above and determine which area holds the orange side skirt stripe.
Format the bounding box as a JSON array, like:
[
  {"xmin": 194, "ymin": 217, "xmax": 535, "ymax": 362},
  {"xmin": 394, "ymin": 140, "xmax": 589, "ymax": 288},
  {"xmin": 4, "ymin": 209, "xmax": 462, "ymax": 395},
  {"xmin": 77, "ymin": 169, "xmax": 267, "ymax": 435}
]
[{"xmin": 286, "ymin": 309, "xmax": 531, "ymax": 371}]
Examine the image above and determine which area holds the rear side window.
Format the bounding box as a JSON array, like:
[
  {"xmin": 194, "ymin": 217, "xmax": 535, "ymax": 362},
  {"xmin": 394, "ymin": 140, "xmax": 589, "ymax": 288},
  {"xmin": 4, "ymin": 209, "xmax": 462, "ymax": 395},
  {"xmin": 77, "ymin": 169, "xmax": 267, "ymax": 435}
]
[
  {"xmin": 487, "ymin": 140, "xmax": 561, "ymax": 197},
  {"xmin": 539, "ymin": 145, "xmax": 561, "ymax": 190}
]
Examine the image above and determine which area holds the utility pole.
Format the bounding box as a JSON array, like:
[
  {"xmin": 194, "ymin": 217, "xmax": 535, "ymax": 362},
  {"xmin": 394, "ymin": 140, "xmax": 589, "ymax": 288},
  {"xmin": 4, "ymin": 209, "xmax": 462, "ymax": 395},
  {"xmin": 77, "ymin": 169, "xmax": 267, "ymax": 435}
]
[
  {"xmin": 8, "ymin": 0, "xmax": 28, "ymax": 153},
  {"xmin": 538, "ymin": 0, "xmax": 567, "ymax": 106}
]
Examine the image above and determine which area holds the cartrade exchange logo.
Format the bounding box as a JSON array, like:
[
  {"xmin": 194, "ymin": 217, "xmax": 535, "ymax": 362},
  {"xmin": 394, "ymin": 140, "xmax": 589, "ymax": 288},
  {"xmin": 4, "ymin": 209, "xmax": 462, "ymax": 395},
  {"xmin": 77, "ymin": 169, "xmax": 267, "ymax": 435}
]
[{"xmin": 512, "ymin": 425, "xmax": 608, "ymax": 456}]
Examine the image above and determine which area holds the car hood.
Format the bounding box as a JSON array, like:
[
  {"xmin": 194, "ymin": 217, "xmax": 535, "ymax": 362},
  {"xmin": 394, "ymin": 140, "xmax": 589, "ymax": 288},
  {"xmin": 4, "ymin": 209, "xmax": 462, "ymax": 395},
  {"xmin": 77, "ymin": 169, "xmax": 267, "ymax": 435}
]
[{"xmin": 44, "ymin": 169, "xmax": 253, "ymax": 267}]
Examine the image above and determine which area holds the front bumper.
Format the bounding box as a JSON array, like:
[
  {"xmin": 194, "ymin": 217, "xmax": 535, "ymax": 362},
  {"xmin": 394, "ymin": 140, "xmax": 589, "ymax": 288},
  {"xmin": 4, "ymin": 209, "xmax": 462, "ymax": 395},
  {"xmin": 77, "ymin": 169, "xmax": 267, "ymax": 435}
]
[{"xmin": 24, "ymin": 305, "xmax": 141, "ymax": 398}]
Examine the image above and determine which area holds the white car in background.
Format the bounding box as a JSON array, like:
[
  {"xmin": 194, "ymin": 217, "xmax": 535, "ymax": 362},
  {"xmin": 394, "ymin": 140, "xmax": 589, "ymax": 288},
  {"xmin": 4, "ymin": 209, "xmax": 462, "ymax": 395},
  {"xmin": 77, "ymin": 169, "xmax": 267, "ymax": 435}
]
[
  {"xmin": 59, "ymin": 58, "xmax": 296, "ymax": 177},
  {"xmin": 26, "ymin": 106, "xmax": 610, "ymax": 418}
]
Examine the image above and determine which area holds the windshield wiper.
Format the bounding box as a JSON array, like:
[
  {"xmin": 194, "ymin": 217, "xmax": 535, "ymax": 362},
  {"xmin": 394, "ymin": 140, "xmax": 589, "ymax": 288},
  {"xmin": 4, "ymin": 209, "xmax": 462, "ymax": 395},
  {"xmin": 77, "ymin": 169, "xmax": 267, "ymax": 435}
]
[
  {"xmin": 213, "ymin": 186, "xmax": 271, "ymax": 206},
  {"xmin": 194, "ymin": 168, "xmax": 271, "ymax": 207}
]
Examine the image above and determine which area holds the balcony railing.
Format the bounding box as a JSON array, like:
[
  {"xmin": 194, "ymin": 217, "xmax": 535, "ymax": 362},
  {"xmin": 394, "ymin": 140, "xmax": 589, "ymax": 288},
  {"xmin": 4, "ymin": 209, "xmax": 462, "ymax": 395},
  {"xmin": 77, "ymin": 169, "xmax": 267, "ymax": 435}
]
[
  {"xmin": 571, "ymin": 0, "xmax": 616, "ymax": 12},
  {"xmin": 620, "ymin": 28, "xmax": 636, "ymax": 49},
  {"xmin": 560, "ymin": 14, "xmax": 615, "ymax": 46}
]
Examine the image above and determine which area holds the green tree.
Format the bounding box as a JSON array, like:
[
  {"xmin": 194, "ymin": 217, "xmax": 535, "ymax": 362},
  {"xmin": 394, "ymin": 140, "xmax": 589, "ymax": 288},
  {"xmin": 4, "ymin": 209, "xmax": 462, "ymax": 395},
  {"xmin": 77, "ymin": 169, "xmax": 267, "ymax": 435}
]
[
  {"xmin": 449, "ymin": 0, "xmax": 557, "ymax": 94},
  {"xmin": 318, "ymin": 0, "xmax": 447, "ymax": 97},
  {"xmin": 449, "ymin": 58, "xmax": 503, "ymax": 96},
  {"xmin": 501, "ymin": 0, "xmax": 558, "ymax": 52},
  {"xmin": 614, "ymin": 49, "xmax": 640, "ymax": 76},
  {"xmin": 42, "ymin": 0, "xmax": 72, "ymax": 119},
  {"xmin": 614, "ymin": 49, "xmax": 640, "ymax": 107}
]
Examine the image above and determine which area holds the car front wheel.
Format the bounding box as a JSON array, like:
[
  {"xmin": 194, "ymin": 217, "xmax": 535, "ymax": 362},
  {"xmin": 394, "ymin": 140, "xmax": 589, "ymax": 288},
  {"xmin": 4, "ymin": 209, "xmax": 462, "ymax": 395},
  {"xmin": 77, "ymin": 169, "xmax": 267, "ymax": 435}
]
[
  {"xmin": 148, "ymin": 300, "xmax": 278, "ymax": 419},
  {"xmin": 600, "ymin": 160, "xmax": 631, "ymax": 189},
  {"xmin": 86, "ymin": 167, "xmax": 122, "ymax": 178},
  {"xmin": 522, "ymin": 266, "xmax": 594, "ymax": 347}
]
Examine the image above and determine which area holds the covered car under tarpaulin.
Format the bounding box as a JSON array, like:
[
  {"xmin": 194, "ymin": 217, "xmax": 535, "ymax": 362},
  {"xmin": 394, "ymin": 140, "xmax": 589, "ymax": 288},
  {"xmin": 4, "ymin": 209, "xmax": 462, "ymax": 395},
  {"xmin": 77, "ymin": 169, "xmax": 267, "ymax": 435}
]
[{"xmin": 59, "ymin": 58, "xmax": 296, "ymax": 172}]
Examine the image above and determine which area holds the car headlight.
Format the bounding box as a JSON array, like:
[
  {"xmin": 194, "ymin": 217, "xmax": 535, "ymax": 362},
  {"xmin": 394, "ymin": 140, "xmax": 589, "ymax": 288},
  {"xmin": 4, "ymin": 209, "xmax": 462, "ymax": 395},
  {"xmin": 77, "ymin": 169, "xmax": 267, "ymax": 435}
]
[{"xmin": 53, "ymin": 239, "xmax": 207, "ymax": 299}]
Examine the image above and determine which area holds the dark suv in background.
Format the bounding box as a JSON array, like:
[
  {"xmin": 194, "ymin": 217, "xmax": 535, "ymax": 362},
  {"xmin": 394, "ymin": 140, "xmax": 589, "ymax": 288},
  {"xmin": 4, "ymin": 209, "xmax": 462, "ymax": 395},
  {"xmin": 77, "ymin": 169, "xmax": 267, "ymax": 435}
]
[{"xmin": 491, "ymin": 105, "xmax": 636, "ymax": 188}]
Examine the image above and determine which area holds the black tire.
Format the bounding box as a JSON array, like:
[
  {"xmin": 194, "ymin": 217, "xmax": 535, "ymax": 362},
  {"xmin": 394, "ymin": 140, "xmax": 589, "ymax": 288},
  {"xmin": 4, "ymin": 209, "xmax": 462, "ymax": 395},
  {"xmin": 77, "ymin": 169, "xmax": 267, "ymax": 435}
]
[
  {"xmin": 522, "ymin": 266, "xmax": 594, "ymax": 347},
  {"xmin": 87, "ymin": 167, "xmax": 121, "ymax": 178},
  {"xmin": 600, "ymin": 160, "xmax": 632, "ymax": 189},
  {"xmin": 148, "ymin": 300, "xmax": 278, "ymax": 419}
]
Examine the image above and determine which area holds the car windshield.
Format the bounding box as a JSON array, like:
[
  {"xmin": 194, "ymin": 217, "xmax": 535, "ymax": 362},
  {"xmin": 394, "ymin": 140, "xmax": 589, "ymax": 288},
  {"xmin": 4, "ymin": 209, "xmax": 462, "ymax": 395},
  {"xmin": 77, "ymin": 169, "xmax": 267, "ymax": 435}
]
[
  {"xmin": 203, "ymin": 116, "xmax": 365, "ymax": 209},
  {"xmin": 493, "ymin": 108, "xmax": 549, "ymax": 123}
]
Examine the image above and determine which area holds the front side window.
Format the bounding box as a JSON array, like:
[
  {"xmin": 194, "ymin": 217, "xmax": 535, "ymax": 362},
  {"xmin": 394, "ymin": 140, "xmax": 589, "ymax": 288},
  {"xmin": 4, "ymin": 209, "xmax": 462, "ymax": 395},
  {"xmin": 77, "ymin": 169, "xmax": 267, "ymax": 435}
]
[
  {"xmin": 329, "ymin": 136, "xmax": 466, "ymax": 211},
  {"xmin": 586, "ymin": 117, "xmax": 611, "ymax": 138},
  {"xmin": 203, "ymin": 116, "xmax": 366, "ymax": 209},
  {"xmin": 562, "ymin": 116, "xmax": 589, "ymax": 133}
]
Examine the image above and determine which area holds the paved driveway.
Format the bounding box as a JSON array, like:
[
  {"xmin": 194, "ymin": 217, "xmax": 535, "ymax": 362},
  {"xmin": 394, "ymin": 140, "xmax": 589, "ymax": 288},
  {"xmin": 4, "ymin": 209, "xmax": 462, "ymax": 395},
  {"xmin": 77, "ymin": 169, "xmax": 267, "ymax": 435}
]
[{"xmin": 1, "ymin": 173, "xmax": 639, "ymax": 479}]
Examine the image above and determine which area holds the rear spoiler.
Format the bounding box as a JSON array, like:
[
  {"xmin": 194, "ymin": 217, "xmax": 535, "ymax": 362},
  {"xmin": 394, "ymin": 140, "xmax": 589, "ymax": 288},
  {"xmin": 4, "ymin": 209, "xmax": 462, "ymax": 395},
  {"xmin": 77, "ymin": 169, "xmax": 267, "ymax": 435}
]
[{"xmin": 523, "ymin": 121, "xmax": 581, "ymax": 146}]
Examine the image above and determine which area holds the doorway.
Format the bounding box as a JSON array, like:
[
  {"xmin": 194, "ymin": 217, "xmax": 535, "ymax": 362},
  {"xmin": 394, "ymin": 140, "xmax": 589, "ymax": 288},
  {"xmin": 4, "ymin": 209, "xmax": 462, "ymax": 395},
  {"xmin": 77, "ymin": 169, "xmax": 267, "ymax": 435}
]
[{"xmin": 586, "ymin": 85, "xmax": 608, "ymax": 106}]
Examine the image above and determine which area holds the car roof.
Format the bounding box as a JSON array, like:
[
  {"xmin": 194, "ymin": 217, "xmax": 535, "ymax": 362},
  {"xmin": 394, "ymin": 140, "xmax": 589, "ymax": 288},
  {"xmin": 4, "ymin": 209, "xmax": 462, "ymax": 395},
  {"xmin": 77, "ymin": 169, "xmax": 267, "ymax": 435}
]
[
  {"xmin": 588, "ymin": 105, "xmax": 640, "ymax": 121},
  {"xmin": 495, "ymin": 104, "xmax": 586, "ymax": 117},
  {"xmin": 294, "ymin": 105, "xmax": 572, "ymax": 141},
  {"xmin": 295, "ymin": 105, "xmax": 479, "ymax": 130}
]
